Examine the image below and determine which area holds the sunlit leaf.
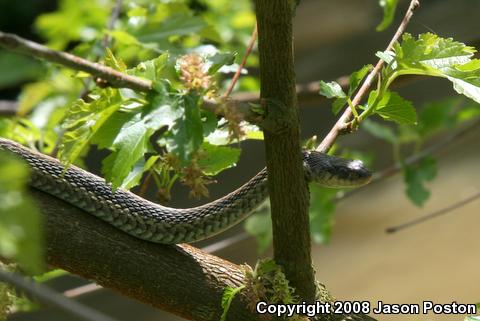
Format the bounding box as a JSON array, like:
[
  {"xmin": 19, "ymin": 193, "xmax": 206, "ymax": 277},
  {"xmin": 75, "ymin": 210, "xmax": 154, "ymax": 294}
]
[
  {"xmin": 198, "ymin": 143, "xmax": 240, "ymax": 176},
  {"xmin": 319, "ymin": 81, "xmax": 346, "ymax": 99}
]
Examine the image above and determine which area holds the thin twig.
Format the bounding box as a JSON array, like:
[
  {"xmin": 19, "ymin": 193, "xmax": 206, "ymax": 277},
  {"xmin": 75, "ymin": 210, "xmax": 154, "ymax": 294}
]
[
  {"xmin": 223, "ymin": 24, "xmax": 258, "ymax": 98},
  {"xmin": 0, "ymin": 31, "xmax": 263, "ymax": 122},
  {"xmin": 317, "ymin": 0, "xmax": 420, "ymax": 153},
  {"xmin": 0, "ymin": 100, "xmax": 17, "ymax": 116},
  {"xmin": 0, "ymin": 269, "xmax": 120, "ymax": 321},
  {"xmin": 386, "ymin": 191, "xmax": 480, "ymax": 233},
  {"xmin": 337, "ymin": 118, "xmax": 480, "ymax": 202},
  {"xmin": 103, "ymin": 0, "xmax": 123, "ymax": 48},
  {"xmin": 0, "ymin": 31, "xmax": 152, "ymax": 92}
]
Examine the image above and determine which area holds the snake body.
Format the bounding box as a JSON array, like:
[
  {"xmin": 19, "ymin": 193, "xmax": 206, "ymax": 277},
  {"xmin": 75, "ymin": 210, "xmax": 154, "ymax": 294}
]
[{"xmin": 0, "ymin": 138, "xmax": 371, "ymax": 244}]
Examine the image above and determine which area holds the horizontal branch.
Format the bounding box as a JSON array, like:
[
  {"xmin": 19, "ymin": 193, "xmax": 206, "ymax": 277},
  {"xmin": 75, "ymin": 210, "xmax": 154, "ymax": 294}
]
[
  {"xmin": 386, "ymin": 191, "xmax": 480, "ymax": 233},
  {"xmin": 0, "ymin": 31, "xmax": 261, "ymax": 124},
  {"xmin": 0, "ymin": 31, "xmax": 151, "ymax": 92},
  {"xmin": 338, "ymin": 118, "xmax": 480, "ymax": 202},
  {"xmin": 0, "ymin": 269, "xmax": 119, "ymax": 321},
  {"xmin": 30, "ymin": 184, "xmax": 374, "ymax": 321},
  {"xmin": 32, "ymin": 188, "xmax": 259, "ymax": 321}
]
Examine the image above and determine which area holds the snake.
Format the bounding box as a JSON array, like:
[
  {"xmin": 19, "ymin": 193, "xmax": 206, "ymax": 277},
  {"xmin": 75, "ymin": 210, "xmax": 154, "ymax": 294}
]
[{"xmin": 0, "ymin": 138, "xmax": 372, "ymax": 244}]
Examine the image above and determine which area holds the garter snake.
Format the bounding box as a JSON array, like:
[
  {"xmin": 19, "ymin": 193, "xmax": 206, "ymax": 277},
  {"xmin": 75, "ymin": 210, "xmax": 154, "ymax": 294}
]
[{"xmin": 0, "ymin": 138, "xmax": 371, "ymax": 244}]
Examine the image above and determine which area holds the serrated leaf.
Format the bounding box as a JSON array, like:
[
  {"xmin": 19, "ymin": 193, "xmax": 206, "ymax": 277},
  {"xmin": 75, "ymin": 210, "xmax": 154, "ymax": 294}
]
[
  {"xmin": 198, "ymin": 143, "xmax": 240, "ymax": 176},
  {"xmin": 319, "ymin": 81, "xmax": 346, "ymax": 99},
  {"xmin": 96, "ymin": 82, "xmax": 183, "ymax": 189},
  {"xmin": 59, "ymin": 90, "xmax": 122, "ymax": 165},
  {"xmin": 0, "ymin": 152, "xmax": 44, "ymax": 275},
  {"xmin": 362, "ymin": 119, "xmax": 397, "ymax": 144},
  {"xmin": 371, "ymin": 90, "xmax": 417, "ymax": 125},
  {"xmin": 164, "ymin": 95, "xmax": 204, "ymax": 164},
  {"xmin": 383, "ymin": 34, "xmax": 480, "ymax": 104},
  {"xmin": 129, "ymin": 53, "xmax": 169, "ymax": 82},
  {"xmin": 376, "ymin": 0, "xmax": 398, "ymax": 31},
  {"xmin": 393, "ymin": 33, "xmax": 475, "ymax": 70},
  {"xmin": 404, "ymin": 157, "xmax": 437, "ymax": 207}
]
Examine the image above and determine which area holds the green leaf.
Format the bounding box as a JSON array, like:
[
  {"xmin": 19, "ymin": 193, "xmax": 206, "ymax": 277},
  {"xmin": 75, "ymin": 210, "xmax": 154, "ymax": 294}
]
[
  {"xmin": 104, "ymin": 48, "xmax": 127, "ymax": 72},
  {"xmin": 35, "ymin": 0, "xmax": 109, "ymax": 49},
  {"xmin": 207, "ymin": 52, "xmax": 237, "ymax": 75},
  {"xmin": 332, "ymin": 98, "xmax": 347, "ymax": 115},
  {"xmin": 393, "ymin": 34, "xmax": 475, "ymax": 71},
  {"xmin": 309, "ymin": 186, "xmax": 338, "ymax": 244},
  {"xmin": 404, "ymin": 157, "xmax": 437, "ymax": 207},
  {"xmin": 417, "ymin": 98, "xmax": 458, "ymax": 136},
  {"xmin": 205, "ymin": 122, "xmax": 263, "ymax": 145},
  {"xmin": 0, "ymin": 152, "xmax": 44, "ymax": 275},
  {"xmin": 465, "ymin": 317, "xmax": 480, "ymax": 321},
  {"xmin": 96, "ymin": 82, "xmax": 183, "ymax": 189},
  {"xmin": 319, "ymin": 81, "xmax": 346, "ymax": 99},
  {"xmin": 59, "ymin": 90, "xmax": 122, "ymax": 166},
  {"xmin": 383, "ymin": 34, "xmax": 480, "ymax": 104},
  {"xmin": 220, "ymin": 285, "xmax": 245, "ymax": 321},
  {"xmin": 362, "ymin": 119, "xmax": 397, "ymax": 144},
  {"xmin": 102, "ymin": 121, "xmax": 151, "ymax": 190},
  {"xmin": 0, "ymin": 51, "xmax": 45, "ymax": 89},
  {"xmin": 348, "ymin": 64, "xmax": 372, "ymax": 96},
  {"xmin": 198, "ymin": 143, "xmax": 240, "ymax": 176},
  {"xmin": 329, "ymin": 65, "xmax": 371, "ymax": 115},
  {"xmin": 129, "ymin": 54, "xmax": 169, "ymax": 82},
  {"xmin": 370, "ymin": 90, "xmax": 417, "ymax": 125},
  {"xmin": 164, "ymin": 94, "xmax": 204, "ymax": 164},
  {"xmin": 121, "ymin": 156, "xmax": 159, "ymax": 190},
  {"xmin": 376, "ymin": 0, "xmax": 398, "ymax": 31}
]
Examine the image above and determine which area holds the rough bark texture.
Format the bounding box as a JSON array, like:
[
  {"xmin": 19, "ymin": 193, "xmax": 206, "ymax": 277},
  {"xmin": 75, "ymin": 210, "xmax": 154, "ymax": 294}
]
[
  {"xmin": 254, "ymin": 0, "xmax": 317, "ymax": 302},
  {"xmin": 31, "ymin": 189, "xmax": 260, "ymax": 321}
]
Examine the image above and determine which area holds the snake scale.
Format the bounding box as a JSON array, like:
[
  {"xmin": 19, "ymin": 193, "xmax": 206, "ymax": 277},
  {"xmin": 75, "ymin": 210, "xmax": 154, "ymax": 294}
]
[{"xmin": 0, "ymin": 138, "xmax": 371, "ymax": 244}]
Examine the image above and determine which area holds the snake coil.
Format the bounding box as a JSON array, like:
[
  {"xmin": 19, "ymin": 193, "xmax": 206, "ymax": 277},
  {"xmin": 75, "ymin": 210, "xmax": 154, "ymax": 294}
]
[{"xmin": 0, "ymin": 138, "xmax": 371, "ymax": 244}]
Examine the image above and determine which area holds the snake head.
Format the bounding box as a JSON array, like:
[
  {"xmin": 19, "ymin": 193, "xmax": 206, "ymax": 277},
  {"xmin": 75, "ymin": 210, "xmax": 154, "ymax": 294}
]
[{"xmin": 303, "ymin": 151, "xmax": 372, "ymax": 188}]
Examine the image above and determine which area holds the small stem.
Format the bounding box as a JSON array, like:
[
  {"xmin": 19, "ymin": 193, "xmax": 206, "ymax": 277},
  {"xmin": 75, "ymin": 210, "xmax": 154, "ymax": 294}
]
[
  {"xmin": 317, "ymin": 0, "xmax": 421, "ymax": 152},
  {"xmin": 346, "ymin": 98, "xmax": 359, "ymax": 118},
  {"xmin": 223, "ymin": 24, "xmax": 258, "ymax": 99}
]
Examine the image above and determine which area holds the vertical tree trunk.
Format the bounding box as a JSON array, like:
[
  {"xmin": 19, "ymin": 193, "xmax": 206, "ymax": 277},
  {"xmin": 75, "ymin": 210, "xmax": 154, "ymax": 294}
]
[{"xmin": 254, "ymin": 0, "xmax": 316, "ymax": 302}]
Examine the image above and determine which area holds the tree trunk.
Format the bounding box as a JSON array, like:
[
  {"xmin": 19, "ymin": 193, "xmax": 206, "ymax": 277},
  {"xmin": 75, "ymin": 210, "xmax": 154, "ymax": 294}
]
[{"xmin": 254, "ymin": 0, "xmax": 316, "ymax": 302}]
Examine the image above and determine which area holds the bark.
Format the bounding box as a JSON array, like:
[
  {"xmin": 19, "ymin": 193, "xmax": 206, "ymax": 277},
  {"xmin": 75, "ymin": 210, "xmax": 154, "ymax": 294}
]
[
  {"xmin": 254, "ymin": 1, "xmax": 316, "ymax": 302},
  {"xmin": 28, "ymin": 185, "xmax": 377, "ymax": 321},
  {"xmin": 31, "ymin": 189, "xmax": 260, "ymax": 321}
]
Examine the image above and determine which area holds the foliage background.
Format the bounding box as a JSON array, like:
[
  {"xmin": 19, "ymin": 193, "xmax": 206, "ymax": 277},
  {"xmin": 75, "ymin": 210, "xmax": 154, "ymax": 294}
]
[{"xmin": 0, "ymin": 1, "xmax": 479, "ymax": 321}]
